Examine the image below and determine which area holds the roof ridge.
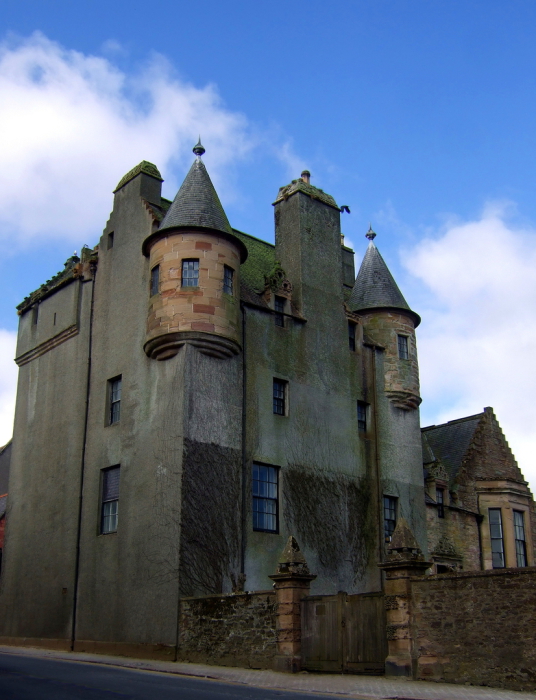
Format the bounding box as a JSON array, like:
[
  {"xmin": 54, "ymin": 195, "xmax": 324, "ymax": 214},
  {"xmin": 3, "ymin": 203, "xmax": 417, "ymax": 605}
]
[{"xmin": 422, "ymin": 412, "xmax": 484, "ymax": 431}]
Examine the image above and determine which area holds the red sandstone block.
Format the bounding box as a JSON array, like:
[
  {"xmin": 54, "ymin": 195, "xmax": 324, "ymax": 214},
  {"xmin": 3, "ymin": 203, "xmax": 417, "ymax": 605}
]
[
  {"xmin": 193, "ymin": 304, "xmax": 215, "ymax": 315},
  {"xmin": 195, "ymin": 241, "xmax": 213, "ymax": 250},
  {"xmin": 191, "ymin": 322, "xmax": 215, "ymax": 332}
]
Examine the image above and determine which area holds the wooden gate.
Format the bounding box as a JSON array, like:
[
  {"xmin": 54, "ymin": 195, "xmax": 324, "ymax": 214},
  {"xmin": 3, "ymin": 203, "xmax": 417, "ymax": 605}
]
[{"xmin": 301, "ymin": 592, "xmax": 386, "ymax": 674}]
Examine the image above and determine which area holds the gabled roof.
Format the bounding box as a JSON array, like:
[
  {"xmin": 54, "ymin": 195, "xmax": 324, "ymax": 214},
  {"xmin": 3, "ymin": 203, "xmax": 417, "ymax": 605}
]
[
  {"xmin": 422, "ymin": 414, "xmax": 482, "ymax": 481},
  {"xmin": 159, "ymin": 158, "xmax": 232, "ymax": 235},
  {"xmin": 348, "ymin": 241, "xmax": 420, "ymax": 326}
]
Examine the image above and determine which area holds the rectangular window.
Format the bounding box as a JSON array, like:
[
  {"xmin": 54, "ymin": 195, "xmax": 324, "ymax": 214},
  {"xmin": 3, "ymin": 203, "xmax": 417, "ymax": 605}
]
[
  {"xmin": 489, "ymin": 508, "xmax": 505, "ymax": 568},
  {"xmin": 348, "ymin": 322, "xmax": 356, "ymax": 351},
  {"xmin": 101, "ymin": 466, "xmax": 120, "ymax": 534},
  {"xmin": 274, "ymin": 296, "xmax": 285, "ymax": 327},
  {"xmin": 109, "ymin": 376, "xmax": 122, "ymax": 425},
  {"xmin": 273, "ymin": 379, "xmax": 287, "ymax": 415},
  {"xmin": 182, "ymin": 259, "xmax": 199, "ymax": 287},
  {"xmin": 32, "ymin": 304, "xmax": 39, "ymax": 325},
  {"xmin": 150, "ymin": 264, "xmax": 160, "ymax": 296},
  {"xmin": 398, "ymin": 335, "xmax": 409, "ymax": 360},
  {"xmin": 223, "ymin": 265, "xmax": 234, "ymax": 295},
  {"xmin": 357, "ymin": 401, "xmax": 367, "ymax": 432},
  {"xmin": 107, "ymin": 231, "xmax": 114, "ymax": 249},
  {"xmin": 514, "ymin": 510, "xmax": 528, "ymax": 567},
  {"xmin": 436, "ymin": 488, "xmax": 445, "ymax": 518},
  {"xmin": 252, "ymin": 464, "xmax": 278, "ymax": 533},
  {"xmin": 384, "ymin": 496, "xmax": 397, "ymax": 542}
]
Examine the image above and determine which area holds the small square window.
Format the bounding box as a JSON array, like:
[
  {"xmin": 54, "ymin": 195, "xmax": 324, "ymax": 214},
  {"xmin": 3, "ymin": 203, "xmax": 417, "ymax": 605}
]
[
  {"xmin": 150, "ymin": 265, "xmax": 160, "ymax": 297},
  {"xmin": 348, "ymin": 322, "xmax": 356, "ymax": 351},
  {"xmin": 384, "ymin": 496, "xmax": 397, "ymax": 542},
  {"xmin": 108, "ymin": 376, "xmax": 122, "ymax": 425},
  {"xmin": 223, "ymin": 265, "xmax": 234, "ymax": 295},
  {"xmin": 273, "ymin": 379, "xmax": 287, "ymax": 415},
  {"xmin": 101, "ymin": 466, "xmax": 120, "ymax": 534},
  {"xmin": 357, "ymin": 401, "xmax": 367, "ymax": 432},
  {"xmin": 182, "ymin": 259, "xmax": 199, "ymax": 287},
  {"xmin": 398, "ymin": 335, "xmax": 409, "ymax": 360},
  {"xmin": 274, "ymin": 296, "xmax": 285, "ymax": 327},
  {"xmin": 252, "ymin": 464, "xmax": 278, "ymax": 533},
  {"xmin": 107, "ymin": 231, "xmax": 114, "ymax": 250}
]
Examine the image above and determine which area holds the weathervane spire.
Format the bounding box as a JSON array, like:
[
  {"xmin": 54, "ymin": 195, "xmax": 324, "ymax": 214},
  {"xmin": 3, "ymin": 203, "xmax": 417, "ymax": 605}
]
[
  {"xmin": 365, "ymin": 224, "xmax": 376, "ymax": 241},
  {"xmin": 193, "ymin": 137, "xmax": 205, "ymax": 160}
]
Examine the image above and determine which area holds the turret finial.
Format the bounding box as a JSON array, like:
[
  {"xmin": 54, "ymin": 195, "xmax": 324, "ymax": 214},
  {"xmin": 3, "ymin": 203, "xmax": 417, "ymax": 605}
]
[
  {"xmin": 365, "ymin": 224, "xmax": 376, "ymax": 241},
  {"xmin": 193, "ymin": 137, "xmax": 205, "ymax": 158}
]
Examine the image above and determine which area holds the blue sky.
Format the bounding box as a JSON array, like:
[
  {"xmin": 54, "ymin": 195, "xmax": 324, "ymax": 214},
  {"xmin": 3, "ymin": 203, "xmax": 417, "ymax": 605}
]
[{"xmin": 1, "ymin": 1, "xmax": 536, "ymax": 488}]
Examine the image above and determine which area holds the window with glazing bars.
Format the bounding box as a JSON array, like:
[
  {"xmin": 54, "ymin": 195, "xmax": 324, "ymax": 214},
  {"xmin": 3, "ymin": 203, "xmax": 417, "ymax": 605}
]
[
  {"xmin": 150, "ymin": 264, "xmax": 160, "ymax": 296},
  {"xmin": 514, "ymin": 510, "xmax": 528, "ymax": 567},
  {"xmin": 223, "ymin": 265, "xmax": 234, "ymax": 294},
  {"xmin": 274, "ymin": 296, "xmax": 285, "ymax": 327},
  {"xmin": 357, "ymin": 401, "xmax": 367, "ymax": 432},
  {"xmin": 273, "ymin": 379, "xmax": 286, "ymax": 415},
  {"xmin": 489, "ymin": 508, "xmax": 505, "ymax": 568},
  {"xmin": 436, "ymin": 488, "xmax": 445, "ymax": 518},
  {"xmin": 182, "ymin": 259, "xmax": 199, "ymax": 287},
  {"xmin": 101, "ymin": 466, "xmax": 120, "ymax": 534},
  {"xmin": 109, "ymin": 377, "xmax": 122, "ymax": 425},
  {"xmin": 348, "ymin": 322, "xmax": 356, "ymax": 351},
  {"xmin": 398, "ymin": 335, "xmax": 409, "ymax": 360},
  {"xmin": 384, "ymin": 496, "xmax": 397, "ymax": 542},
  {"xmin": 252, "ymin": 464, "xmax": 278, "ymax": 532}
]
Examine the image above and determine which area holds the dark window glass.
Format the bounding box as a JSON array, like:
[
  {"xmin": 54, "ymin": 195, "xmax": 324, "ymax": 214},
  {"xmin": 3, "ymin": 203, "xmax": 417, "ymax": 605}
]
[
  {"xmin": 273, "ymin": 379, "xmax": 286, "ymax": 415},
  {"xmin": 489, "ymin": 508, "xmax": 505, "ymax": 568},
  {"xmin": 398, "ymin": 335, "xmax": 409, "ymax": 360},
  {"xmin": 150, "ymin": 265, "xmax": 160, "ymax": 296},
  {"xmin": 107, "ymin": 231, "xmax": 114, "ymax": 249},
  {"xmin": 514, "ymin": 510, "xmax": 528, "ymax": 567},
  {"xmin": 109, "ymin": 377, "xmax": 122, "ymax": 425},
  {"xmin": 357, "ymin": 401, "xmax": 367, "ymax": 432},
  {"xmin": 274, "ymin": 296, "xmax": 285, "ymax": 327},
  {"xmin": 101, "ymin": 466, "xmax": 120, "ymax": 534},
  {"xmin": 223, "ymin": 265, "xmax": 234, "ymax": 295},
  {"xmin": 348, "ymin": 322, "xmax": 356, "ymax": 351},
  {"xmin": 182, "ymin": 259, "xmax": 199, "ymax": 287},
  {"xmin": 384, "ymin": 496, "xmax": 397, "ymax": 542},
  {"xmin": 32, "ymin": 305, "xmax": 39, "ymax": 325},
  {"xmin": 252, "ymin": 464, "xmax": 278, "ymax": 532},
  {"xmin": 436, "ymin": 488, "xmax": 445, "ymax": 518}
]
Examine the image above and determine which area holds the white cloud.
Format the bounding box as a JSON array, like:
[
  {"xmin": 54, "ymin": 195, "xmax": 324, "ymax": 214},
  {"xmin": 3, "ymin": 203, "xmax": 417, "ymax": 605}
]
[
  {"xmin": 0, "ymin": 329, "xmax": 17, "ymax": 446},
  {"xmin": 0, "ymin": 32, "xmax": 262, "ymax": 248},
  {"xmin": 404, "ymin": 203, "xmax": 536, "ymax": 491}
]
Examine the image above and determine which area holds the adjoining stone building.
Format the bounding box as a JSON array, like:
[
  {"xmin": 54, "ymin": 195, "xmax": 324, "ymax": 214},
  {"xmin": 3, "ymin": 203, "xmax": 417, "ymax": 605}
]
[{"xmin": 0, "ymin": 142, "xmax": 534, "ymax": 658}]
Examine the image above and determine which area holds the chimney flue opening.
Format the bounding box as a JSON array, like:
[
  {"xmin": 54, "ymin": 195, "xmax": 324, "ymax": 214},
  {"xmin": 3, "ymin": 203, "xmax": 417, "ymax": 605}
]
[{"xmin": 301, "ymin": 170, "xmax": 311, "ymax": 184}]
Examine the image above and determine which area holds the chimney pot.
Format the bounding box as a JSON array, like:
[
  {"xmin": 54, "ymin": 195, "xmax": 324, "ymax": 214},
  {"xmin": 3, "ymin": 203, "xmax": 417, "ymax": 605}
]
[{"xmin": 301, "ymin": 170, "xmax": 311, "ymax": 184}]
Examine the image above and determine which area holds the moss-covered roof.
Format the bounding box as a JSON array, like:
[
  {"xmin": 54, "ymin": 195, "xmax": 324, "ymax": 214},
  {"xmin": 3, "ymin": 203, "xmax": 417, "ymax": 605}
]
[
  {"xmin": 232, "ymin": 228, "xmax": 275, "ymax": 294},
  {"xmin": 273, "ymin": 179, "xmax": 339, "ymax": 211},
  {"xmin": 114, "ymin": 161, "xmax": 163, "ymax": 193}
]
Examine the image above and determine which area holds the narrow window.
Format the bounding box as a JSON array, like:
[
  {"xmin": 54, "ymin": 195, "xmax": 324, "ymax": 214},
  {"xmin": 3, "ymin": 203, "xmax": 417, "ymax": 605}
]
[
  {"xmin": 252, "ymin": 464, "xmax": 278, "ymax": 533},
  {"xmin": 109, "ymin": 376, "xmax": 122, "ymax": 425},
  {"xmin": 489, "ymin": 508, "xmax": 505, "ymax": 568},
  {"xmin": 398, "ymin": 335, "xmax": 409, "ymax": 360},
  {"xmin": 384, "ymin": 496, "xmax": 397, "ymax": 542},
  {"xmin": 274, "ymin": 296, "xmax": 285, "ymax": 327},
  {"xmin": 436, "ymin": 488, "xmax": 445, "ymax": 518},
  {"xmin": 182, "ymin": 259, "xmax": 199, "ymax": 287},
  {"xmin": 107, "ymin": 231, "xmax": 114, "ymax": 250},
  {"xmin": 357, "ymin": 401, "xmax": 367, "ymax": 432},
  {"xmin": 348, "ymin": 321, "xmax": 356, "ymax": 351},
  {"xmin": 32, "ymin": 305, "xmax": 39, "ymax": 325},
  {"xmin": 514, "ymin": 510, "xmax": 528, "ymax": 567},
  {"xmin": 150, "ymin": 265, "xmax": 160, "ymax": 297},
  {"xmin": 101, "ymin": 466, "xmax": 120, "ymax": 534},
  {"xmin": 273, "ymin": 379, "xmax": 286, "ymax": 415},
  {"xmin": 53, "ymin": 312, "xmax": 57, "ymax": 326},
  {"xmin": 223, "ymin": 265, "xmax": 234, "ymax": 295}
]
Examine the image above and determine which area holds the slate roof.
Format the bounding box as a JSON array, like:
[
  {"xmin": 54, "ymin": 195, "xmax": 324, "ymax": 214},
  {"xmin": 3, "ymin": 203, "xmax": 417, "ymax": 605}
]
[
  {"xmin": 349, "ymin": 242, "xmax": 420, "ymax": 326},
  {"xmin": 159, "ymin": 159, "xmax": 232, "ymax": 235},
  {"xmin": 232, "ymin": 228, "xmax": 275, "ymax": 295},
  {"xmin": 421, "ymin": 413, "xmax": 483, "ymax": 481}
]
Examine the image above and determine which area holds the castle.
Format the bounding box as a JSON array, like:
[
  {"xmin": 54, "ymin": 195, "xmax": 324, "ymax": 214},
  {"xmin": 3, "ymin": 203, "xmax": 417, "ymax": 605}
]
[{"xmin": 0, "ymin": 142, "xmax": 534, "ymax": 662}]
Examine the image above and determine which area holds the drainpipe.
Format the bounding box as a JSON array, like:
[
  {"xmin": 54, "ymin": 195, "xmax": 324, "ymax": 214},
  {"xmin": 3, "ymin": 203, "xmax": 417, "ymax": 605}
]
[
  {"xmin": 240, "ymin": 302, "xmax": 248, "ymax": 578},
  {"xmin": 370, "ymin": 346, "xmax": 385, "ymax": 589},
  {"xmin": 71, "ymin": 268, "xmax": 96, "ymax": 650}
]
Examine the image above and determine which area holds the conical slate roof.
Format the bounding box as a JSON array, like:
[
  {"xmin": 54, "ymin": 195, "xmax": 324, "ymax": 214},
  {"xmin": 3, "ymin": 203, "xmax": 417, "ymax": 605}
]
[
  {"xmin": 159, "ymin": 158, "xmax": 232, "ymax": 235},
  {"xmin": 348, "ymin": 241, "xmax": 420, "ymax": 326}
]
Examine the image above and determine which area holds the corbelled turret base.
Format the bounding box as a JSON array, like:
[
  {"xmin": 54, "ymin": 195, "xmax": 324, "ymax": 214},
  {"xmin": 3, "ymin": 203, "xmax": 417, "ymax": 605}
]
[{"xmin": 144, "ymin": 330, "xmax": 240, "ymax": 360}]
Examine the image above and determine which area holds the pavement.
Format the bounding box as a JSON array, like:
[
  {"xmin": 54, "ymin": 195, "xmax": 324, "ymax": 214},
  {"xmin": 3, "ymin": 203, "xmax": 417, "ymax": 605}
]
[{"xmin": 0, "ymin": 645, "xmax": 533, "ymax": 700}]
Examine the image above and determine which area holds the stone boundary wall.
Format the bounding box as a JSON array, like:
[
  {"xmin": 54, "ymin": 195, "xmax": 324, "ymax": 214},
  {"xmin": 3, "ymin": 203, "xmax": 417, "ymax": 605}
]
[
  {"xmin": 410, "ymin": 567, "xmax": 536, "ymax": 691},
  {"xmin": 177, "ymin": 590, "xmax": 277, "ymax": 668}
]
